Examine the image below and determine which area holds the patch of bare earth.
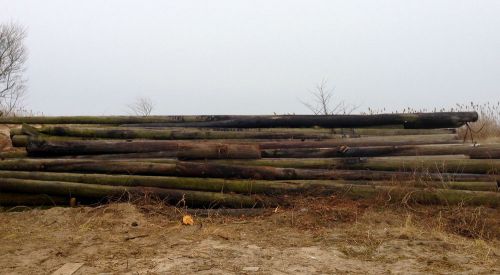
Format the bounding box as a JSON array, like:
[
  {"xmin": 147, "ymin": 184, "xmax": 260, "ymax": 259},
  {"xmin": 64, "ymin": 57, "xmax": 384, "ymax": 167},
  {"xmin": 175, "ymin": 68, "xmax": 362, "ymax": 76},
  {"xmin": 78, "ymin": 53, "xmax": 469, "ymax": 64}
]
[{"xmin": 0, "ymin": 198, "xmax": 498, "ymax": 274}]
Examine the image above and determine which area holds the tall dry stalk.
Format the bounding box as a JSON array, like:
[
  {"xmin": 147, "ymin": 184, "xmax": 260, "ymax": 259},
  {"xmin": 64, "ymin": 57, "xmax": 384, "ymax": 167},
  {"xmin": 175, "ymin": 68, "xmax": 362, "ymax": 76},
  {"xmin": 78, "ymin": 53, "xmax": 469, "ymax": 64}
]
[{"xmin": 453, "ymin": 102, "xmax": 500, "ymax": 141}]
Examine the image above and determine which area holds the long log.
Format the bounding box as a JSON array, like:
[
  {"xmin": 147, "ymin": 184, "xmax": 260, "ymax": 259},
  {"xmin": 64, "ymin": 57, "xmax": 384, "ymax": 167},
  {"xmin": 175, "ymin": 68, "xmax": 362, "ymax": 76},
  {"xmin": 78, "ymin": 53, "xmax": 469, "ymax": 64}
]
[
  {"xmin": 0, "ymin": 171, "xmax": 496, "ymax": 193},
  {"xmin": 26, "ymin": 138, "xmax": 261, "ymax": 159},
  {"xmin": 175, "ymin": 160, "xmax": 497, "ymax": 182},
  {"xmin": 373, "ymin": 187, "xmax": 499, "ymax": 207},
  {"xmin": 0, "ymin": 178, "xmax": 267, "ymax": 208},
  {"xmin": 261, "ymin": 144, "xmax": 500, "ymax": 159},
  {"xmin": 53, "ymin": 143, "xmax": 495, "ymax": 160},
  {"xmin": 15, "ymin": 125, "xmax": 457, "ymax": 136},
  {"xmin": 285, "ymin": 179, "xmax": 499, "ymax": 192},
  {"xmin": 422, "ymin": 181, "xmax": 498, "ymax": 192},
  {"xmin": 56, "ymin": 151, "xmax": 182, "ymax": 160},
  {"xmin": 0, "ymin": 115, "xmax": 235, "ymax": 125},
  {"xmin": 122, "ymin": 112, "xmax": 478, "ymax": 129},
  {"xmin": 258, "ymin": 134, "xmax": 461, "ymax": 149},
  {"xmin": 0, "ymin": 159, "xmax": 178, "ymax": 175},
  {"xmin": 1, "ymin": 181, "xmax": 497, "ymax": 207},
  {"xmin": 24, "ymin": 138, "xmax": 183, "ymax": 155},
  {"xmin": 0, "ymin": 171, "xmax": 303, "ymax": 194},
  {"xmin": 14, "ymin": 134, "xmax": 462, "ymax": 151},
  {"xmin": 23, "ymin": 134, "xmax": 460, "ymax": 156},
  {"xmin": 11, "ymin": 134, "xmax": 266, "ymax": 148},
  {"xmin": 312, "ymin": 128, "xmax": 457, "ymax": 136},
  {"xmin": 244, "ymin": 179, "xmax": 499, "ymax": 206},
  {"xmin": 0, "ymin": 158, "xmax": 497, "ymax": 182},
  {"xmin": 208, "ymin": 157, "xmax": 500, "ymax": 174},
  {"xmin": 31, "ymin": 125, "xmax": 457, "ymax": 140},
  {"xmin": 0, "ymin": 112, "xmax": 478, "ymax": 128},
  {"xmin": 33, "ymin": 126, "xmax": 344, "ymax": 140}
]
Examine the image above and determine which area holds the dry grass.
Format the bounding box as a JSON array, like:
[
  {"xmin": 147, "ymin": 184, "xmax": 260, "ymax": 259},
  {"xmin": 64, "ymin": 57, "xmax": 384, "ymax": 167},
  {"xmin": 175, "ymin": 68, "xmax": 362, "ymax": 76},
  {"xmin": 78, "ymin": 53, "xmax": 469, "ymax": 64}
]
[
  {"xmin": 443, "ymin": 205, "xmax": 498, "ymax": 239},
  {"xmin": 1, "ymin": 198, "xmax": 498, "ymax": 273},
  {"xmin": 454, "ymin": 102, "xmax": 500, "ymax": 141},
  {"xmin": 363, "ymin": 101, "xmax": 500, "ymax": 141}
]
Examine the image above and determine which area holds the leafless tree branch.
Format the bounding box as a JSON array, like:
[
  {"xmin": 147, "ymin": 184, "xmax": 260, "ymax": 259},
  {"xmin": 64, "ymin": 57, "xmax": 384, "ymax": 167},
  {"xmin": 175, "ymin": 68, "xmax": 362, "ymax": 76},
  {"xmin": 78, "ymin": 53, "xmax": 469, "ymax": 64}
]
[
  {"xmin": 0, "ymin": 22, "xmax": 27, "ymax": 117},
  {"xmin": 301, "ymin": 79, "xmax": 358, "ymax": 115},
  {"xmin": 128, "ymin": 97, "xmax": 154, "ymax": 116}
]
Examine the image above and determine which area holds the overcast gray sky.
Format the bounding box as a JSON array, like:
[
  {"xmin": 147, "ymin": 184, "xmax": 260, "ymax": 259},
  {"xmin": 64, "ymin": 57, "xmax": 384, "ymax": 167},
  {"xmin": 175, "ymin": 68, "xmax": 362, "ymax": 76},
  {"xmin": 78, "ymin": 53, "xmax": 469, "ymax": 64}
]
[{"xmin": 1, "ymin": 0, "xmax": 499, "ymax": 115}]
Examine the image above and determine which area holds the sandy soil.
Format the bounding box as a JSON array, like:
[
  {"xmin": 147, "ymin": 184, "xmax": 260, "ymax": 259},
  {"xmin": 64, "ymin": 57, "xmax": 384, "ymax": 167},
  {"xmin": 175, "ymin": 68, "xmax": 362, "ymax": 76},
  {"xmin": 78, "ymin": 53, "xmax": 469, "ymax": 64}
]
[{"xmin": 0, "ymin": 198, "xmax": 499, "ymax": 274}]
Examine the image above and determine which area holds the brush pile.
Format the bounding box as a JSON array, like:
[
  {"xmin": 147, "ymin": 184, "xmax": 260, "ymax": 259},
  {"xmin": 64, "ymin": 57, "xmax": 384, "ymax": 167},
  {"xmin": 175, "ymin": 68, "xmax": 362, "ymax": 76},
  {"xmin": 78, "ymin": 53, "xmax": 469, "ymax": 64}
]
[{"xmin": 0, "ymin": 112, "xmax": 498, "ymax": 208}]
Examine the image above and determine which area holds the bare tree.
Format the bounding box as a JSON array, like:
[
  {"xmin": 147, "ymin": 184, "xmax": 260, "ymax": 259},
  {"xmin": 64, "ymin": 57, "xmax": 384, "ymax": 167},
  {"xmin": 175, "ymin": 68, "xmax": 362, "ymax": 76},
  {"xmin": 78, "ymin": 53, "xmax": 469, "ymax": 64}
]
[
  {"xmin": 301, "ymin": 79, "xmax": 357, "ymax": 115},
  {"xmin": 0, "ymin": 23, "xmax": 27, "ymax": 117},
  {"xmin": 128, "ymin": 97, "xmax": 154, "ymax": 116}
]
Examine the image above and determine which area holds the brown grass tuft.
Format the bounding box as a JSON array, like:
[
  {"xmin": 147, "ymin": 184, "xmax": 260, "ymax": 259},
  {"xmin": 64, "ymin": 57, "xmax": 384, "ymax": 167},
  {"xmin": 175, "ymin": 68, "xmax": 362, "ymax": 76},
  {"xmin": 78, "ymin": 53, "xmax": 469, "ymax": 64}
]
[
  {"xmin": 444, "ymin": 205, "xmax": 497, "ymax": 239},
  {"xmin": 454, "ymin": 102, "xmax": 500, "ymax": 141}
]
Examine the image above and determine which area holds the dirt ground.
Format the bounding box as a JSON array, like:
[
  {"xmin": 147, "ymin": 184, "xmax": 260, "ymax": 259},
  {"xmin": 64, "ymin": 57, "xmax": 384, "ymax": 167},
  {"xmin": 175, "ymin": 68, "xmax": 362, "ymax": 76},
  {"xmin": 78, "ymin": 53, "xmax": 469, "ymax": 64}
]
[{"xmin": 0, "ymin": 198, "xmax": 499, "ymax": 274}]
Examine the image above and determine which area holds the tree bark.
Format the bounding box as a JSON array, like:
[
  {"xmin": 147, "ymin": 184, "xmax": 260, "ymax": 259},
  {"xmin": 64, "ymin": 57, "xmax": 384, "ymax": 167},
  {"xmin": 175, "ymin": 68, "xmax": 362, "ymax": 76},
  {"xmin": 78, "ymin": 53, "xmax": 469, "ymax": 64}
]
[{"xmin": 0, "ymin": 158, "xmax": 178, "ymax": 175}]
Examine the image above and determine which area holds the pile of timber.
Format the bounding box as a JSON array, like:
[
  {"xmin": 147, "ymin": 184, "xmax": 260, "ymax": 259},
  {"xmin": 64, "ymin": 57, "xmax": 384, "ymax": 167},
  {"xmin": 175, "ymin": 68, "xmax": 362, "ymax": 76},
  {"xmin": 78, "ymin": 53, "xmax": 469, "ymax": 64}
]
[{"xmin": 0, "ymin": 112, "xmax": 499, "ymax": 208}]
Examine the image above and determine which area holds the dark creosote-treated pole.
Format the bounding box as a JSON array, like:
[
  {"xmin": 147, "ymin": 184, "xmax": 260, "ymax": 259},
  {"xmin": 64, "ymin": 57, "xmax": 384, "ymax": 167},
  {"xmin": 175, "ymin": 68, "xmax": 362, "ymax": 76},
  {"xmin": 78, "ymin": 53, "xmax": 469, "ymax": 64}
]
[
  {"xmin": 23, "ymin": 134, "xmax": 461, "ymax": 156},
  {"xmin": 31, "ymin": 125, "xmax": 457, "ymax": 139},
  {"xmin": 0, "ymin": 112, "xmax": 478, "ymax": 129}
]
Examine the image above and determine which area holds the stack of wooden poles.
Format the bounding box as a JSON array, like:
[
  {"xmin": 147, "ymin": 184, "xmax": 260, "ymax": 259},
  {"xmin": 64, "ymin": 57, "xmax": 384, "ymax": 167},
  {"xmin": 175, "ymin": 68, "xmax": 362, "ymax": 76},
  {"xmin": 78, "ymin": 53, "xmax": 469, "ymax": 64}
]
[{"xmin": 0, "ymin": 112, "xmax": 498, "ymax": 208}]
